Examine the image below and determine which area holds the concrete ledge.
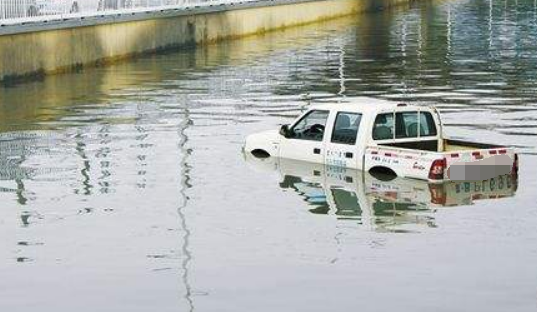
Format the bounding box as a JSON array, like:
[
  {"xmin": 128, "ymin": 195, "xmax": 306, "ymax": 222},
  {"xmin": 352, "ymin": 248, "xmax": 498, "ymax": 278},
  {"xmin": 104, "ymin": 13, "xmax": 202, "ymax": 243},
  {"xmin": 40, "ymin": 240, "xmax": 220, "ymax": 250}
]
[{"xmin": 0, "ymin": 0, "xmax": 412, "ymax": 82}]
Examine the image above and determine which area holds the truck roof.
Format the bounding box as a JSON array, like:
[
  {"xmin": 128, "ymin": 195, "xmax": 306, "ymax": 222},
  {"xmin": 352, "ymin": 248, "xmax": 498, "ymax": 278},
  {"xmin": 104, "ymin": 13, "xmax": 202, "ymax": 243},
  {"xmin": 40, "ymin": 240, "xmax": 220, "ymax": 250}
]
[{"xmin": 311, "ymin": 97, "xmax": 430, "ymax": 114}]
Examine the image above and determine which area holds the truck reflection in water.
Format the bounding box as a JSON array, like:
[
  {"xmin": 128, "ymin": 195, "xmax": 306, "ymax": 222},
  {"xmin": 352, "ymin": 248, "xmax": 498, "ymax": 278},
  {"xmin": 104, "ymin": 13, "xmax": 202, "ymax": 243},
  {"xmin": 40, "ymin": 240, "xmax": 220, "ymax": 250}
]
[{"xmin": 245, "ymin": 154, "xmax": 518, "ymax": 233}]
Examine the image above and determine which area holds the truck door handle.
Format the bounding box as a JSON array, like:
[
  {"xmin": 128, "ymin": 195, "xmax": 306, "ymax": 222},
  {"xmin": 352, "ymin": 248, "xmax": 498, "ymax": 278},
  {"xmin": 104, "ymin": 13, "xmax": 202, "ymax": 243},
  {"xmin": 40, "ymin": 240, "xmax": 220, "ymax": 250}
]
[
  {"xmin": 345, "ymin": 152, "xmax": 353, "ymax": 158},
  {"xmin": 313, "ymin": 148, "xmax": 321, "ymax": 154}
]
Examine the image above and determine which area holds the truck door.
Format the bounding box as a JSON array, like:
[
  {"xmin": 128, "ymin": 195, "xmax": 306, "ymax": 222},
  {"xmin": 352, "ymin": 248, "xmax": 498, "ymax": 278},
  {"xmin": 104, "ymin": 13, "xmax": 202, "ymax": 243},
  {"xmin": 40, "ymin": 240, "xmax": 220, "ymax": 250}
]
[
  {"xmin": 279, "ymin": 109, "xmax": 330, "ymax": 164},
  {"xmin": 324, "ymin": 111, "xmax": 363, "ymax": 170}
]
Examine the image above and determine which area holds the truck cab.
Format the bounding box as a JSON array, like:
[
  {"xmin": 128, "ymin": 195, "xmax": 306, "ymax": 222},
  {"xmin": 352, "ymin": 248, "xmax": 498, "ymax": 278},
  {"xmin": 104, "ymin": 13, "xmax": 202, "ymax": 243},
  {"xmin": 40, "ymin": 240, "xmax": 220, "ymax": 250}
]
[{"xmin": 244, "ymin": 97, "xmax": 518, "ymax": 182}]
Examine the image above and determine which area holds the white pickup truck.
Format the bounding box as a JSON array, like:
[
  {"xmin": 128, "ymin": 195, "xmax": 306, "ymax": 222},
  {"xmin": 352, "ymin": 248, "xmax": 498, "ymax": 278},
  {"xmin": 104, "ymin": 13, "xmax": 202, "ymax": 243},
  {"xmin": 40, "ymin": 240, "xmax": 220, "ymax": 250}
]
[{"xmin": 244, "ymin": 98, "xmax": 519, "ymax": 182}]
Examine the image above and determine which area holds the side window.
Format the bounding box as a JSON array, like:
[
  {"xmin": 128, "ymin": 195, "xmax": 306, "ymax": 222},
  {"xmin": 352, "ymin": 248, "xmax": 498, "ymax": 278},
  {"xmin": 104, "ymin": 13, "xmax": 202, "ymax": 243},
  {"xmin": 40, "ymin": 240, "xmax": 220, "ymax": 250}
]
[
  {"xmin": 290, "ymin": 110, "xmax": 330, "ymax": 141},
  {"xmin": 375, "ymin": 111, "xmax": 438, "ymax": 140},
  {"xmin": 331, "ymin": 112, "xmax": 362, "ymax": 145},
  {"xmin": 395, "ymin": 112, "xmax": 418, "ymax": 138},
  {"xmin": 395, "ymin": 111, "xmax": 437, "ymax": 138},
  {"xmin": 419, "ymin": 112, "xmax": 437, "ymax": 136},
  {"xmin": 372, "ymin": 113, "xmax": 394, "ymax": 140}
]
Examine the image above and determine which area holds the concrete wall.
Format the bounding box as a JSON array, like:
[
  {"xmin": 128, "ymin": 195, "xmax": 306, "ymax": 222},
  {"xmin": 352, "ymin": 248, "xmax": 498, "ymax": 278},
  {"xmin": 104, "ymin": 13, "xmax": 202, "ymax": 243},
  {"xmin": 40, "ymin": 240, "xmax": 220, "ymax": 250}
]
[{"xmin": 0, "ymin": 0, "xmax": 412, "ymax": 82}]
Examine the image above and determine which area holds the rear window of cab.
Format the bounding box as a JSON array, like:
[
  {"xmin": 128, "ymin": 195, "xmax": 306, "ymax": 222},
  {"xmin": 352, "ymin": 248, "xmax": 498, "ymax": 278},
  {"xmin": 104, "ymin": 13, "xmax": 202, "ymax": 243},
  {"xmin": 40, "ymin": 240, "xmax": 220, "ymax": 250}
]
[{"xmin": 372, "ymin": 111, "xmax": 437, "ymax": 140}]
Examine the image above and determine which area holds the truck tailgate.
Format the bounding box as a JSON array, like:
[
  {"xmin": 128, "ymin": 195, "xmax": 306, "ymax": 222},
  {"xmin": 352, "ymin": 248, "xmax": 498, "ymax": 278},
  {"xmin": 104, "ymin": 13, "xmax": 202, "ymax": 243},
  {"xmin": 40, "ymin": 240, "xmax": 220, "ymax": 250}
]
[
  {"xmin": 443, "ymin": 147, "xmax": 516, "ymax": 181},
  {"xmin": 365, "ymin": 145, "xmax": 517, "ymax": 182}
]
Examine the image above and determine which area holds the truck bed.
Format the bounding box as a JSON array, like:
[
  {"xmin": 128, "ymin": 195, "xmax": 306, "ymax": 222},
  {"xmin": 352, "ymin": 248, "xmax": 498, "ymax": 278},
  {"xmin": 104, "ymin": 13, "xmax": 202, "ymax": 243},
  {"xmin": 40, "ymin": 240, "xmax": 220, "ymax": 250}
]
[{"xmin": 367, "ymin": 139, "xmax": 517, "ymax": 182}]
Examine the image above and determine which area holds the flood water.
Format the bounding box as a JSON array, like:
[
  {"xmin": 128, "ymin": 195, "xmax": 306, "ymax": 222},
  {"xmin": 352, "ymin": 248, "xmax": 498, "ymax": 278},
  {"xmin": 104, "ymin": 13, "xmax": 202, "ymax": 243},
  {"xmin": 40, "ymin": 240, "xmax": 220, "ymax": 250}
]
[{"xmin": 1, "ymin": 0, "xmax": 537, "ymax": 311}]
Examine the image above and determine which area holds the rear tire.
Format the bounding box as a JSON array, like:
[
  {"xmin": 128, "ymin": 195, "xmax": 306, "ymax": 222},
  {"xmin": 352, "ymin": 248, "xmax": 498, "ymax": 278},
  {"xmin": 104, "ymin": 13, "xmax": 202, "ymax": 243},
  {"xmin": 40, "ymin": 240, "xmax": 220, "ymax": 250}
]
[{"xmin": 369, "ymin": 166, "xmax": 397, "ymax": 181}]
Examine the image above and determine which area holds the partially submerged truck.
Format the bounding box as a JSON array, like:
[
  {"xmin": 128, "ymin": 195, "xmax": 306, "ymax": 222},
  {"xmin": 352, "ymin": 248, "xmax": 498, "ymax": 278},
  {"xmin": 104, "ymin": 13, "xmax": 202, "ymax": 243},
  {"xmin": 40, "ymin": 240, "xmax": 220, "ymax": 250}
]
[
  {"xmin": 244, "ymin": 97, "xmax": 519, "ymax": 182},
  {"xmin": 245, "ymin": 155, "xmax": 518, "ymax": 232}
]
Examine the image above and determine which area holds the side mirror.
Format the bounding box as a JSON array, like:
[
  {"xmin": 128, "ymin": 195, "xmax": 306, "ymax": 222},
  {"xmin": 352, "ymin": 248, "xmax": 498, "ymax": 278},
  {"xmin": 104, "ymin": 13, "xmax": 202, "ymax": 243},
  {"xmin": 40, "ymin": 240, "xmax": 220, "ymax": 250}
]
[{"xmin": 279, "ymin": 124, "xmax": 292, "ymax": 138}]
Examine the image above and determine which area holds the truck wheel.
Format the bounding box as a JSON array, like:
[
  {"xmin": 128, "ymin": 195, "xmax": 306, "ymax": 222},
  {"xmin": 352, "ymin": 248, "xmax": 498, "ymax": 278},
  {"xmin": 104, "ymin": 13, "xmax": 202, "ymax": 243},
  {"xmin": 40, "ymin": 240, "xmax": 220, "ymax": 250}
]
[
  {"xmin": 70, "ymin": 2, "xmax": 80, "ymax": 13},
  {"xmin": 27, "ymin": 6, "xmax": 38, "ymax": 17},
  {"xmin": 251, "ymin": 149, "xmax": 270, "ymax": 158},
  {"xmin": 369, "ymin": 166, "xmax": 397, "ymax": 181}
]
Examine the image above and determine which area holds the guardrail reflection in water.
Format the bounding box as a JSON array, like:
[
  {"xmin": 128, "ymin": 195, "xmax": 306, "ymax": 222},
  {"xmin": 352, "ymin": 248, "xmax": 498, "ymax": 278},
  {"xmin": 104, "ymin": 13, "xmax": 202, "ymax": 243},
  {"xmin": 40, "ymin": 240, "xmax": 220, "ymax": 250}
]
[{"xmin": 0, "ymin": 0, "xmax": 253, "ymax": 24}]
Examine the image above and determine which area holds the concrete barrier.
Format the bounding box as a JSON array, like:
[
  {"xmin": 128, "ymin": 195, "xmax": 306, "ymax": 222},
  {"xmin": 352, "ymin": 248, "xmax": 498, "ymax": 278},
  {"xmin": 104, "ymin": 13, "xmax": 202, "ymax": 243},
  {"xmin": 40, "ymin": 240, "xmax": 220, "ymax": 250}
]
[{"xmin": 0, "ymin": 0, "xmax": 412, "ymax": 82}]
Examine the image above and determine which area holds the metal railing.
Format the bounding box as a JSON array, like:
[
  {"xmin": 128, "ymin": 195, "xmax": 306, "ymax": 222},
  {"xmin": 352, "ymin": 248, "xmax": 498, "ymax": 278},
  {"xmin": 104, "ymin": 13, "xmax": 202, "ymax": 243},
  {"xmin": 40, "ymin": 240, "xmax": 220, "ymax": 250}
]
[{"xmin": 0, "ymin": 0, "xmax": 249, "ymax": 24}]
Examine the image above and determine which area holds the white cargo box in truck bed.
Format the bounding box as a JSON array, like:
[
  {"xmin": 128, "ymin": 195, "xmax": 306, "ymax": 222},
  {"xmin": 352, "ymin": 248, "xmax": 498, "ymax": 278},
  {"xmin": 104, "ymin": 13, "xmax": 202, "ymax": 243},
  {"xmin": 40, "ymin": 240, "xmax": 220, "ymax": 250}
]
[{"xmin": 244, "ymin": 97, "xmax": 519, "ymax": 182}]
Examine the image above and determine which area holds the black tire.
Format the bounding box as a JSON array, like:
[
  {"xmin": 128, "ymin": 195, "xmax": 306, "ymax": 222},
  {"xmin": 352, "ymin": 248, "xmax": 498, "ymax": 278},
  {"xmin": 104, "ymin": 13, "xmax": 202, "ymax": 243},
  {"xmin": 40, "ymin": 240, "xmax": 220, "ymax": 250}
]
[
  {"xmin": 369, "ymin": 167, "xmax": 397, "ymax": 181},
  {"xmin": 250, "ymin": 149, "xmax": 271, "ymax": 159}
]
